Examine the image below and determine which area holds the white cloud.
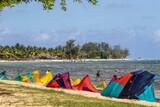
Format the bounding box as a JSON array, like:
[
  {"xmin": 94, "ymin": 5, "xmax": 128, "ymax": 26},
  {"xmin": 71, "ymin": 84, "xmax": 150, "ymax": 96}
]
[
  {"xmin": 153, "ymin": 30, "xmax": 160, "ymax": 42},
  {"xmin": 34, "ymin": 33, "xmax": 52, "ymax": 41},
  {"xmin": 0, "ymin": 25, "xmax": 10, "ymax": 34},
  {"xmin": 67, "ymin": 30, "xmax": 82, "ymax": 40},
  {"xmin": 28, "ymin": 32, "xmax": 60, "ymax": 47}
]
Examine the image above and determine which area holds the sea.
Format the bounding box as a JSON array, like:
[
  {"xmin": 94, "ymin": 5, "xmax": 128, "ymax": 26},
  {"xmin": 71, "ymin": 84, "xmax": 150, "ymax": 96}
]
[{"xmin": 0, "ymin": 60, "xmax": 160, "ymax": 97}]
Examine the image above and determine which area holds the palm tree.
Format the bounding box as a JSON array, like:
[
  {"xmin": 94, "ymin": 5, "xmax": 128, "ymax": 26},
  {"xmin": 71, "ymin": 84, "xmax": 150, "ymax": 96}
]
[
  {"xmin": 64, "ymin": 40, "xmax": 79, "ymax": 59},
  {"xmin": 65, "ymin": 40, "xmax": 74, "ymax": 59}
]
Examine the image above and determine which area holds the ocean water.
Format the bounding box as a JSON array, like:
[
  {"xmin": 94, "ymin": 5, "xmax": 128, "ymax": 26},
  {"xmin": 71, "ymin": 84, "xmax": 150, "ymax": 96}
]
[{"xmin": 0, "ymin": 60, "xmax": 160, "ymax": 97}]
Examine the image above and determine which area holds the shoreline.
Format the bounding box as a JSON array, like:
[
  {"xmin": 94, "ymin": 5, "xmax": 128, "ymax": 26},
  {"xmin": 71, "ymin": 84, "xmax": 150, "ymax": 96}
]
[
  {"xmin": 0, "ymin": 58, "xmax": 159, "ymax": 63},
  {"xmin": 0, "ymin": 80, "xmax": 160, "ymax": 107}
]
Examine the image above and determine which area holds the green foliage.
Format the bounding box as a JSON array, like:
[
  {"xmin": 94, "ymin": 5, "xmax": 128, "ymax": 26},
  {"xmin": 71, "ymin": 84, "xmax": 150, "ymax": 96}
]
[
  {"xmin": 0, "ymin": 40, "xmax": 129, "ymax": 60},
  {"xmin": 65, "ymin": 40, "xmax": 79, "ymax": 59},
  {"xmin": 0, "ymin": 0, "xmax": 98, "ymax": 11}
]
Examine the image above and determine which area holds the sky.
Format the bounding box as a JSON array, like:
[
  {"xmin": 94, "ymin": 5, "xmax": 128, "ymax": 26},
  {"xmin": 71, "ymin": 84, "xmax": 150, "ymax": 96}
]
[{"xmin": 0, "ymin": 0, "xmax": 160, "ymax": 59}]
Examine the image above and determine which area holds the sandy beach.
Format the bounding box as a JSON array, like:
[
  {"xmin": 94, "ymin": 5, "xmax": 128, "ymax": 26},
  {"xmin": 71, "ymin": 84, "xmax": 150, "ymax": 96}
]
[
  {"xmin": 0, "ymin": 80, "xmax": 159, "ymax": 107},
  {"xmin": 0, "ymin": 58, "xmax": 155, "ymax": 63}
]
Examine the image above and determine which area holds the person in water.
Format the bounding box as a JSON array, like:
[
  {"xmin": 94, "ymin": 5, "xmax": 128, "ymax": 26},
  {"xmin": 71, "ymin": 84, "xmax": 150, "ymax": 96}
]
[
  {"xmin": 96, "ymin": 70, "xmax": 101, "ymax": 82},
  {"xmin": 110, "ymin": 74, "xmax": 118, "ymax": 83},
  {"xmin": 94, "ymin": 70, "xmax": 107, "ymax": 88}
]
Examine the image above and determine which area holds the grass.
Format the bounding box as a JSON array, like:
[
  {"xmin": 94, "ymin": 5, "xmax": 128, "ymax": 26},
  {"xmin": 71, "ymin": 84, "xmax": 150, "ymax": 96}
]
[{"xmin": 0, "ymin": 82, "xmax": 148, "ymax": 107}]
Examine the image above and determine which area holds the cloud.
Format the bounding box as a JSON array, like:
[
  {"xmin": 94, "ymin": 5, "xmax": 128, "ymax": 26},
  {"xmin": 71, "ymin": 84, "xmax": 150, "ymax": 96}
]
[
  {"xmin": 34, "ymin": 33, "xmax": 52, "ymax": 41},
  {"xmin": 26, "ymin": 32, "xmax": 58, "ymax": 47},
  {"xmin": 67, "ymin": 30, "xmax": 82, "ymax": 40},
  {"xmin": 0, "ymin": 25, "xmax": 10, "ymax": 34},
  {"xmin": 153, "ymin": 30, "xmax": 160, "ymax": 43}
]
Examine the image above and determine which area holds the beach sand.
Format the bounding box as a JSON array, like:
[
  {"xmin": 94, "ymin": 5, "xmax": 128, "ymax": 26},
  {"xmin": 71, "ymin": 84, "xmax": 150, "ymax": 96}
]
[
  {"xmin": 0, "ymin": 58, "xmax": 133, "ymax": 63},
  {"xmin": 0, "ymin": 80, "xmax": 160, "ymax": 107}
]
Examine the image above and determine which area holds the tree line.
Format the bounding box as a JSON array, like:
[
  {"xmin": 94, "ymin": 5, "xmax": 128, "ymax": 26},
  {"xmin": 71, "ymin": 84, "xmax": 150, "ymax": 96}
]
[{"xmin": 0, "ymin": 40, "xmax": 129, "ymax": 60}]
